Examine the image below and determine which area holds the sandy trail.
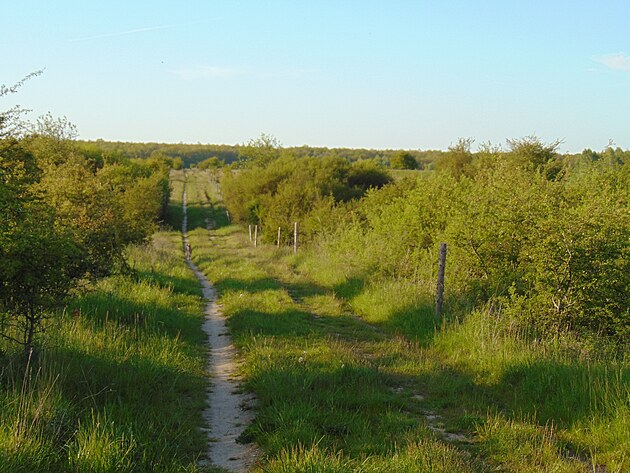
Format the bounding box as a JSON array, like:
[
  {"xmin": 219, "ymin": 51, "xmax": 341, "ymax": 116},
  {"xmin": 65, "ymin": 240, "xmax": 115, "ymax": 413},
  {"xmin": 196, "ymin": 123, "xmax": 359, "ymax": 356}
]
[{"xmin": 182, "ymin": 183, "xmax": 258, "ymax": 472}]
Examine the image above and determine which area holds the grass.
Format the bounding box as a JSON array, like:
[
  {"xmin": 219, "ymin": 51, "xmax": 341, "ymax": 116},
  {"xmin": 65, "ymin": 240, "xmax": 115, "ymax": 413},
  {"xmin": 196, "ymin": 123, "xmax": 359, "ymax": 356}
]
[
  {"xmin": 182, "ymin": 170, "xmax": 481, "ymax": 470},
  {"xmin": 0, "ymin": 174, "xmax": 222, "ymax": 471},
  {"xmin": 181, "ymin": 169, "xmax": 628, "ymax": 472},
  {"xmin": 6, "ymin": 167, "xmax": 622, "ymax": 472}
]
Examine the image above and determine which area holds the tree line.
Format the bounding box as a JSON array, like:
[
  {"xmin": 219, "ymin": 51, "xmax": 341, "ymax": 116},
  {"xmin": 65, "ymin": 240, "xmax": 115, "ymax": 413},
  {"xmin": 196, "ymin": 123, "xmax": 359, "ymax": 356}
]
[
  {"xmin": 80, "ymin": 135, "xmax": 623, "ymax": 174},
  {"xmin": 78, "ymin": 136, "xmax": 447, "ymax": 170}
]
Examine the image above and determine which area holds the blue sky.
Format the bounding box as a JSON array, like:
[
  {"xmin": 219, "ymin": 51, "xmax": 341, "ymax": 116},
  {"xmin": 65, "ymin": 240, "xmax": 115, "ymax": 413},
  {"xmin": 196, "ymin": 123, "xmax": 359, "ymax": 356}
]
[{"xmin": 2, "ymin": 1, "xmax": 629, "ymax": 152}]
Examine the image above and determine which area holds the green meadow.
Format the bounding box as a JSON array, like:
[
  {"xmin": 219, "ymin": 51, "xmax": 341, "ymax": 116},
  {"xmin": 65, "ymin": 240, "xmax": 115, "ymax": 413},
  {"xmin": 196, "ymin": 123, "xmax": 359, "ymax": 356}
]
[
  {"xmin": 1, "ymin": 165, "xmax": 627, "ymax": 472},
  {"xmin": 182, "ymin": 169, "xmax": 629, "ymax": 472}
]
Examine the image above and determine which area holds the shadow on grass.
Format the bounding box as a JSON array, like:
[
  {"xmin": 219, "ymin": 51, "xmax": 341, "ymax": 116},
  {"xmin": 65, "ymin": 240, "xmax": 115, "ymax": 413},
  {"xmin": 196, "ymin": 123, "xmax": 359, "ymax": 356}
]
[
  {"xmin": 134, "ymin": 269, "xmax": 202, "ymax": 298},
  {"xmin": 374, "ymin": 302, "xmax": 442, "ymax": 346},
  {"xmin": 245, "ymin": 359, "xmax": 419, "ymax": 458},
  {"xmin": 496, "ymin": 358, "xmax": 628, "ymax": 427},
  {"xmin": 52, "ymin": 343, "xmax": 206, "ymax": 416},
  {"xmin": 221, "ymin": 269, "xmax": 625, "ymax": 466},
  {"xmin": 228, "ymin": 308, "xmax": 324, "ymax": 340},
  {"xmin": 282, "ymin": 280, "xmax": 329, "ymax": 304},
  {"xmin": 165, "ymin": 202, "xmax": 183, "ymax": 230},
  {"xmin": 0, "ymin": 315, "xmax": 208, "ymax": 471},
  {"xmin": 330, "ymin": 274, "xmax": 442, "ymax": 346},
  {"xmin": 66, "ymin": 285, "xmax": 203, "ymax": 343},
  {"xmin": 384, "ymin": 342, "xmax": 629, "ymax": 437},
  {"xmin": 333, "ymin": 276, "xmax": 367, "ymax": 301},
  {"xmin": 214, "ymin": 277, "xmax": 284, "ymax": 294},
  {"xmin": 212, "ymin": 277, "xmax": 331, "ymax": 303},
  {"xmin": 185, "ymin": 203, "xmax": 231, "ymax": 232}
]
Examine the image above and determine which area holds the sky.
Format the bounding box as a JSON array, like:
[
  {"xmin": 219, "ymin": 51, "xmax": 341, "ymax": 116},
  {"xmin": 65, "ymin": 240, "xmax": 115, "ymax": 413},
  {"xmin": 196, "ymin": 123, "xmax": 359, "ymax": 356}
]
[{"xmin": 2, "ymin": 0, "xmax": 630, "ymax": 152}]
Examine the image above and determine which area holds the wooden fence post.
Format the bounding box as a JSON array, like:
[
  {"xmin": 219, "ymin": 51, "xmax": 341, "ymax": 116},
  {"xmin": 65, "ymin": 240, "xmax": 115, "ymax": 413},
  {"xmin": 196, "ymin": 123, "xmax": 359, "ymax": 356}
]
[
  {"xmin": 225, "ymin": 210, "xmax": 230, "ymax": 223},
  {"xmin": 293, "ymin": 222, "xmax": 298, "ymax": 254},
  {"xmin": 436, "ymin": 242, "xmax": 447, "ymax": 317},
  {"xmin": 277, "ymin": 227, "xmax": 281, "ymax": 247},
  {"xmin": 248, "ymin": 224, "xmax": 252, "ymax": 242},
  {"xmin": 254, "ymin": 225, "xmax": 258, "ymax": 247}
]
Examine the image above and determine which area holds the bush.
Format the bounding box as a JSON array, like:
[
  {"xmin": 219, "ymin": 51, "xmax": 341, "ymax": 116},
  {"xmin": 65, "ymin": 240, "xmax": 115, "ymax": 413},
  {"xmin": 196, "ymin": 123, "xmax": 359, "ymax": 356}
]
[
  {"xmin": 309, "ymin": 142, "xmax": 629, "ymax": 345},
  {"xmin": 221, "ymin": 155, "xmax": 391, "ymax": 245}
]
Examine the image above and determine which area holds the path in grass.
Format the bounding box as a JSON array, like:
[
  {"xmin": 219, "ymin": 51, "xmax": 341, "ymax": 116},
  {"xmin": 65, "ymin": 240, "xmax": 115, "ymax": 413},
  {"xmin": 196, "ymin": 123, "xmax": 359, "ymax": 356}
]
[{"xmin": 182, "ymin": 183, "xmax": 257, "ymax": 472}]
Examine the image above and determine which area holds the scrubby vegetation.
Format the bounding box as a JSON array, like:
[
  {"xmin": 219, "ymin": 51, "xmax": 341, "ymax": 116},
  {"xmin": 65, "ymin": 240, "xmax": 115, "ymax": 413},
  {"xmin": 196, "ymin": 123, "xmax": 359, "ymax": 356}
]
[
  {"xmin": 185, "ymin": 166, "xmax": 628, "ymax": 471},
  {"xmin": 208, "ymin": 135, "xmax": 629, "ymax": 470},
  {"xmin": 1, "ymin": 117, "xmax": 172, "ymax": 354},
  {"xmin": 221, "ymin": 137, "xmax": 393, "ymax": 245},
  {"xmin": 2, "ymin": 71, "xmax": 628, "ymax": 471},
  {"xmin": 222, "ymin": 135, "xmax": 629, "ymax": 348},
  {"xmin": 0, "ymin": 230, "xmax": 212, "ymax": 471}
]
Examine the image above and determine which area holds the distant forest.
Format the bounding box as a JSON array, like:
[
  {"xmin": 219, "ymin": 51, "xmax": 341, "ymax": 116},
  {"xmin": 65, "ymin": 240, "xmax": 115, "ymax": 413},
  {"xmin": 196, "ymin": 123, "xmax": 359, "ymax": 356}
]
[
  {"xmin": 77, "ymin": 139, "xmax": 446, "ymax": 169},
  {"xmin": 78, "ymin": 138, "xmax": 630, "ymax": 171}
]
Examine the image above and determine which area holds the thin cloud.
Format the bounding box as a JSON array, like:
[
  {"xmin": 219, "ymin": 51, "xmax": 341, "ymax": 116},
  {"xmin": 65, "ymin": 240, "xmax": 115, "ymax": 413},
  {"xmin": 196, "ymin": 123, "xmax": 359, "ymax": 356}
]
[
  {"xmin": 593, "ymin": 52, "xmax": 630, "ymax": 72},
  {"xmin": 70, "ymin": 25, "xmax": 175, "ymax": 42},
  {"xmin": 168, "ymin": 66, "xmax": 241, "ymax": 80},
  {"xmin": 169, "ymin": 65, "xmax": 316, "ymax": 81},
  {"xmin": 70, "ymin": 19, "xmax": 221, "ymax": 42}
]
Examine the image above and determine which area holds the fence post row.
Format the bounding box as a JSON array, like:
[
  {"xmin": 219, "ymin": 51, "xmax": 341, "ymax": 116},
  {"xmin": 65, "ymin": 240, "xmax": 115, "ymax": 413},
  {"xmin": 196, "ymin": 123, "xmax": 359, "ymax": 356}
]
[{"xmin": 436, "ymin": 242, "xmax": 447, "ymax": 317}]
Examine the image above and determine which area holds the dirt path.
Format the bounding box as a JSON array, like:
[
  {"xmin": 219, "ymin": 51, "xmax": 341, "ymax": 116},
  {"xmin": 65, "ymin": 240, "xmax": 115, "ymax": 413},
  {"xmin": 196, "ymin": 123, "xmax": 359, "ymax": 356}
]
[{"xmin": 182, "ymin": 184, "xmax": 258, "ymax": 472}]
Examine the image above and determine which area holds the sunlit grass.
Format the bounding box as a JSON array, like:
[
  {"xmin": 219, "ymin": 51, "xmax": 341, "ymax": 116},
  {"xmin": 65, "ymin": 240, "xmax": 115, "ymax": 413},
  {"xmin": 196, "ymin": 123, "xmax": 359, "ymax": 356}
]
[
  {"xmin": 0, "ymin": 227, "xmax": 213, "ymax": 471},
  {"xmin": 84, "ymin": 168, "xmax": 624, "ymax": 472},
  {"xmin": 299, "ymin": 245, "xmax": 629, "ymax": 472},
  {"xmin": 189, "ymin": 166, "xmax": 627, "ymax": 471},
  {"xmin": 181, "ymin": 171, "xmax": 482, "ymax": 470}
]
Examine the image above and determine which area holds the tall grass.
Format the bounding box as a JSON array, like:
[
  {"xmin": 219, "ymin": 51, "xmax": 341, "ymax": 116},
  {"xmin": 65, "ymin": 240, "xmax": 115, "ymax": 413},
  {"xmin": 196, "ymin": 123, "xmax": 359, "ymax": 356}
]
[
  {"xmin": 180, "ymin": 168, "xmax": 628, "ymax": 471},
  {"xmin": 179, "ymin": 171, "xmax": 483, "ymax": 471},
  {"xmin": 0, "ymin": 229, "xmax": 215, "ymax": 472},
  {"xmin": 299, "ymin": 252, "xmax": 629, "ymax": 472}
]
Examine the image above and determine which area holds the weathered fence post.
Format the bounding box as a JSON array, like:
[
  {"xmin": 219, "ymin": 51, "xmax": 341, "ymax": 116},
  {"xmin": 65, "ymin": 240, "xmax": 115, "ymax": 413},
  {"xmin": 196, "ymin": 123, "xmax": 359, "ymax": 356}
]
[
  {"xmin": 436, "ymin": 243, "xmax": 447, "ymax": 317},
  {"xmin": 248, "ymin": 224, "xmax": 252, "ymax": 242},
  {"xmin": 254, "ymin": 225, "xmax": 258, "ymax": 247},
  {"xmin": 225, "ymin": 210, "xmax": 230, "ymax": 223},
  {"xmin": 293, "ymin": 222, "xmax": 298, "ymax": 254},
  {"xmin": 277, "ymin": 227, "xmax": 281, "ymax": 247}
]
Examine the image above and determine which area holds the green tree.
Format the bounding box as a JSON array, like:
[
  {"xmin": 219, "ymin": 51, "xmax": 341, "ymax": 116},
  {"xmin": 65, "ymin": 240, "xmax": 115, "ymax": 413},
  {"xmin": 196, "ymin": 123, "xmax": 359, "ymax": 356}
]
[
  {"xmin": 197, "ymin": 156, "xmax": 223, "ymax": 170},
  {"xmin": 238, "ymin": 133, "xmax": 282, "ymax": 168},
  {"xmin": 347, "ymin": 160, "xmax": 392, "ymax": 194},
  {"xmin": 1, "ymin": 77, "xmax": 171, "ymax": 355},
  {"xmin": 0, "ymin": 140, "xmax": 83, "ymax": 355},
  {"xmin": 506, "ymin": 136, "xmax": 562, "ymax": 179},
  {"xmin": 390, "ymin": 151, "xmax": 418, "ymax": 169},
  {"xmin": 437, "ymin": 137, "xmax": 474, "ymax": 179}
]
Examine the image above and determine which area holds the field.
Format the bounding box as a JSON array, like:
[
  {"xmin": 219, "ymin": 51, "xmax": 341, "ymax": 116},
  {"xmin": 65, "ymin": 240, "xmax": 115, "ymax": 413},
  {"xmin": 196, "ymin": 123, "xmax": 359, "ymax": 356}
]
[
  {"xmin": 3, "ymin": 12, "xmax": 629, "ymax": 471},
  {"xmin": 181, "ymin": 169, "xmax": 629, "ymax": 472},
  {"xmin": 1, "ymin": 158, "xmax": 627, "ymax": 472}
]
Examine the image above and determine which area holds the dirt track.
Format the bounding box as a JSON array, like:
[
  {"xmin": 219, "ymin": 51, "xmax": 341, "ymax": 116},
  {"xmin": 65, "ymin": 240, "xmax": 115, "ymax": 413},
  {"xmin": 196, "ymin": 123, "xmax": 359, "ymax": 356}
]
[{"xmin": 182, "ymin": 183, "xmax": 258, "ymax": 472}]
